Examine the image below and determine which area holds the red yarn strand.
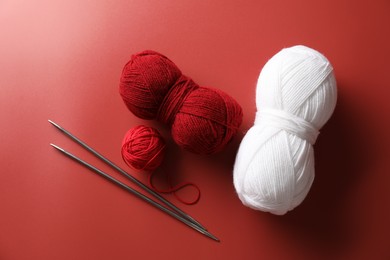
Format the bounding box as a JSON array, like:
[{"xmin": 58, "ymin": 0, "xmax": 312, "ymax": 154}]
[
  {"xmin": 121, "ymin": 125, "xmax": 201, "ymax": 205},
  {"xmin": 148, "ymin": 169, "xmax": 201, "ymax": 205}
]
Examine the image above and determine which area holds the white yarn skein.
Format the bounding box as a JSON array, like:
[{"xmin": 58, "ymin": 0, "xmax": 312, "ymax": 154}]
[{"xmin": 233, "ymin": 45, "xmax": 337, "ymax": 215}]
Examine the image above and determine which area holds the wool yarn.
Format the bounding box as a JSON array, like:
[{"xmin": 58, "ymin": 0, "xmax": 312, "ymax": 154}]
[
  {"xmin": 119, "ymin": 50, "xmax": 243, "ymax": 154},
  {"xmin": 233, "ymin": 45, "xmax": 337, "ymax": 215},
  {"xmin": 121, "ymin": 125, "xmax": 166, "ymax": 171}
]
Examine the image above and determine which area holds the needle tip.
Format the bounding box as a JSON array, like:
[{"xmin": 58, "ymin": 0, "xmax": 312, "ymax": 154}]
[
  {"xmin": 48, "ymin": 119, "xmax": 57, "ymax": 126},
  {"xmin": 50, "ymin": 143, "xmax": 63, "ymax": 151},
  {"xmin": 212, "ymin": 236, "xmax": 221, "ymax": 242},
  {"xmin": 204, "ymin": 230, "xmax": 220, "ymax": 242},
  {"xmin": 48, "ymin": 120, "xmax": 65, "ymax": 133}
]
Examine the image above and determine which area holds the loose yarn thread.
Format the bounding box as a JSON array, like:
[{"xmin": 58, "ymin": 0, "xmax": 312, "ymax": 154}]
[
  {"xmin": 233, "ymin": 45, "xmax": 337, "ymax": 215},
  {"xmin": 148, "ymin": 170, "xmax": 201, "ymax": 205},
  {"xmin": 121, "ymin": 125, "xmax": 200, "ymax": 205},
  {"xmin": 119, "ymin": 50, "xmax": 243, "ymax": 154}
]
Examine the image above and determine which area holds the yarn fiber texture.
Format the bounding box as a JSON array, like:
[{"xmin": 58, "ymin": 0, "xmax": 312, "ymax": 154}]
[
  {"xmin": 119, "ymin": 50, "xmax": 243, "ymax": 154},
  {"xmin": 121, "ymin": 125, "xmax": 166, "ymax": 172},
  {"xmin": 233, "ymin": 45, "xmax": 337, "ymax": 215}
]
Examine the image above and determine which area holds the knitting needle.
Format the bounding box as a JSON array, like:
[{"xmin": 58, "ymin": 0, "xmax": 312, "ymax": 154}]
[
  {"xmin": 48, "ymin": 120, "xmax": 206, "ymax": 231},
  {"xmin": 50, "ymin": 143, "xmax": 220, "ymax": 242}
]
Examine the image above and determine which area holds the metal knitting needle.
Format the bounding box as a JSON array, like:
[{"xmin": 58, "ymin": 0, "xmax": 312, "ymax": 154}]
[
  {"xmin": 48, "ymin": 120, "xmax": 206, "ymax": 231},
  {"xmin": 50, "ymin": 143, "xmax": 219, "ymax": 242}
]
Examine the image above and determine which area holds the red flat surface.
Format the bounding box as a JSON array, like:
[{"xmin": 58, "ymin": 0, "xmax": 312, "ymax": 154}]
[{"xmin": 1, "ymin": 1, "xmax": 390, "ymax": 259}]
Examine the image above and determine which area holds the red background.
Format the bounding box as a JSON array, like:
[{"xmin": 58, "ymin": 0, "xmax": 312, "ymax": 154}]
[{"xmin": 1, "ymin": 1, "xmax": 389, "ymax": 259}]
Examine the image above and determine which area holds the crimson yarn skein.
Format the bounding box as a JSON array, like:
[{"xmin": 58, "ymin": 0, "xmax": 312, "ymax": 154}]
[
  {"xmin": 121, "ymin": 125, "xmax": 166, "ymax": 171},
  {"xmin": 119, "ymin": 50, "xmax": 243, "ymax": 154}
]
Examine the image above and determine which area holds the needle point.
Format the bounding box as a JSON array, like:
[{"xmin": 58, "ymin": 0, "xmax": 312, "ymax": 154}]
[
  {"xmin": 48, "ymin": 119, "xmax": 60, "ymax": 128},
  {"xmin": 50, "ymin": 143, "xmax": 63, "ymax": 151}
]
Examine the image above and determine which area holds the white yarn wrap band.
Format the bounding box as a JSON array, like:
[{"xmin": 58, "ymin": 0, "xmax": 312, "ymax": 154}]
[
  {"xmin": 255, "ymin": 109, "xmax": 319, "ymax": 145},
  {"xmin": 233, "ymin": 45, "xmax": 337, "ymax": 215}
]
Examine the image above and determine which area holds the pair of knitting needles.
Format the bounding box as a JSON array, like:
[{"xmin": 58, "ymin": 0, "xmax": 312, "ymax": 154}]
[{"xmin": 48, "ymin": 120, "xmax": 219, "ymax": 242}]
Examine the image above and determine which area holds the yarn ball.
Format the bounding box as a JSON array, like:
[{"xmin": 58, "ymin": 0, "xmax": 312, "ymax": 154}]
[
  {"xmin": 119, "ymin": 50, "xmax": 243, "ymax": 154},
  {"xmin": 233, "ymin": 45, "xmax": 337, "ymax": 215},
  {"xmin": 121, "ymin": 125, "xmax": 166, "ymax": 171}
]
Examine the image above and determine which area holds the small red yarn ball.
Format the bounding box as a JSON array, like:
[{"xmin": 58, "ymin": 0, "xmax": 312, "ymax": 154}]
[
  {"xmin": 119, "ymin": 50, "xmax": 243, "ymax": 154},
  {"xmin": 121, "ymin": 125, "xmax": 166, "ymax": 171}
]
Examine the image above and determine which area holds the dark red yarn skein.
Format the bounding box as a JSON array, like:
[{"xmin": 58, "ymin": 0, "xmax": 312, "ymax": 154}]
[
  {"xmin": 121, "ymin": 125, "xmax": 166, "ymax": 171},
  {"xmin": 119, "ymin": 50, "xmax": 243, "ymax": 154}
]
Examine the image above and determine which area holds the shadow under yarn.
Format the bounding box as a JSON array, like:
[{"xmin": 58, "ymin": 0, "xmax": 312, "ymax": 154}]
[
  {"xmin": 264, "ymin": 88, "xmax": 373, "ymax": 252},
  {"xmin": 151, "ymin": 123, "xmax": 245, "ymax": 203},
  {"xmin": 143, "ymin": 121, "xmax": 202, "ymax": 203}
]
